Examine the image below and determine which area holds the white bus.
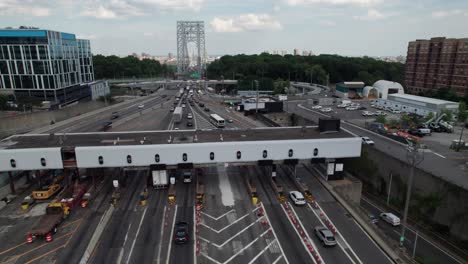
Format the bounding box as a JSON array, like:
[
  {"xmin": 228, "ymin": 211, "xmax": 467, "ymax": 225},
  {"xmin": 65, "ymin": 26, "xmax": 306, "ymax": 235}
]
[{"xmin": 209, "ymin": 114, "xmax": 225, "ymax": 128}]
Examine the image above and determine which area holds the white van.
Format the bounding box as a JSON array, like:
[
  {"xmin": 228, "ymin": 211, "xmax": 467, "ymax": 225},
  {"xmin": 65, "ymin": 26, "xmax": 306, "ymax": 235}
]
[{"xmin": 380, "ymin": 212, "xmax": 400, "ymax": 226}]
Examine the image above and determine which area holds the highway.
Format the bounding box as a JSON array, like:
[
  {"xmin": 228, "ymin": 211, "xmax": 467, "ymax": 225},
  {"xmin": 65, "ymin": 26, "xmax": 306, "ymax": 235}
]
[{"xmin": 0, "ymin": 85, "xmax": 397, "ymax": 264}]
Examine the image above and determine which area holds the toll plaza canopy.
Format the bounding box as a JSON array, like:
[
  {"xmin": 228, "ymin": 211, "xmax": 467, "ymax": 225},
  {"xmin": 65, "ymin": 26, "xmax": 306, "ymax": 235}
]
[{"xmin": 0, "ymin": 126, "xmax": 361, "ymax": 171}]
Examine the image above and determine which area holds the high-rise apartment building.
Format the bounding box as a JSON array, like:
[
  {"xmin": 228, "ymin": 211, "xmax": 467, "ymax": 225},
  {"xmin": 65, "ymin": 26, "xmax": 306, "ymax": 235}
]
[
  {"xmin": 405, "ymin": 37, "xmax": 468, "ymax": 96},
  {"xmin": 0, "ymin": 28, "xmax": 95, "ymax": 104},
  {"xmin": 293, "ymin": 48, "xmax": 299, "ymax": 56}
]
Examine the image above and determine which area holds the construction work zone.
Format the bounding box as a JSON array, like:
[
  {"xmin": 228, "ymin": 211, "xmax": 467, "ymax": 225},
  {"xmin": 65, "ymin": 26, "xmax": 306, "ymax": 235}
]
[
  {"xmin": 262, "ymin": 165, "xmax": 285, "ymax": 203},
  {"xmin": 195, "ymin": 169, "xmax": 204, "ymax": 210}
]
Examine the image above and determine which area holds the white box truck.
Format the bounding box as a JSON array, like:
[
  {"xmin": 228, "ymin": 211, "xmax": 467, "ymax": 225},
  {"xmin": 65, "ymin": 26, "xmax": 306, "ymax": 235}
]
[
  {"xmin": 173, "ymin": 107, "xmax": 183, "ymax": 124},
  {"xmin": 152, "ymin": 170, "xmax": 168, "ymax": 189}
]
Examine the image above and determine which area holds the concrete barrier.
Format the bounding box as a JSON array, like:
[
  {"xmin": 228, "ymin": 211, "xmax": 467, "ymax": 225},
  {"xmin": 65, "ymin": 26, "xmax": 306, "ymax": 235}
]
[{"xmin": 79, "ymin": 206, "xmax": 115, "ymax": 264}]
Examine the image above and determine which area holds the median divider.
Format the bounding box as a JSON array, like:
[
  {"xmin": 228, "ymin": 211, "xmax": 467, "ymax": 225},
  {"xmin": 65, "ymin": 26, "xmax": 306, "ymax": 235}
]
[{"xmin": 79, "ymin": 206, "xmax": 115, "ymax": 264}]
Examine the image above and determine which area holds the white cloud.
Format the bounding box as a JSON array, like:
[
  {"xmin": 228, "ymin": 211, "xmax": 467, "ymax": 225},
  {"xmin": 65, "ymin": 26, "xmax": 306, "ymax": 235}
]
[
  {"xmin": 81, "ymin": 6, "xmax": 118, "ymax": 19},
  {"xmin": 80, "ymin": 0, "xmax": 147, "ymax": 19},
  {"xmin": 211, "ymin": 14, "xmax": 282, "ymax": 33},
  {"xmin": 319, "ymin": 20, "xmax": 336, "ymax": 26},
  {"xmin": 285, "ymin": 0, "xmax": 383, "ymax": 6},
  {"xmin": 431, "ymin": 9, "xmax": 463, "ymax": 18},
  {"xmin": 76, "ymin": 34, "xmax": 97, "ymax": 40},
  {"xmin": 0, "ymin": 0, "xmax": 50, "ymax": 16},
  {"xmin": 136, "ymin": 0, "xmax": 205, "ymax": 11},
  {"xmin": 353, "ymin": 9, "xmax": 385, "ymax": 20}
]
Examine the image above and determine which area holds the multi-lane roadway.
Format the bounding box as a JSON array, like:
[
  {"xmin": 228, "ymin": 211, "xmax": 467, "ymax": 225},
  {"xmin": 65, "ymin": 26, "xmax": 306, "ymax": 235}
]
[{"xmin": 0, "ymin": 85, "xmax": 397, "ymax": 264}]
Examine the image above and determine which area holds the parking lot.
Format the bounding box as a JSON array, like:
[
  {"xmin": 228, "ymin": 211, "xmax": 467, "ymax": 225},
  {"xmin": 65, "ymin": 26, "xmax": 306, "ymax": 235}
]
[{"xmin": 303, "ymin": 97, "xmax": 468, "ymax": 163}]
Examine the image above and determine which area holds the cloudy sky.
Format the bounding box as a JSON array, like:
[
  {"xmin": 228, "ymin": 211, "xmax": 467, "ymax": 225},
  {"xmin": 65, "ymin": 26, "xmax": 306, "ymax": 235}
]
[{"xmin": 0, "ymin": 0, "xmax": 467, "ymax": 57}]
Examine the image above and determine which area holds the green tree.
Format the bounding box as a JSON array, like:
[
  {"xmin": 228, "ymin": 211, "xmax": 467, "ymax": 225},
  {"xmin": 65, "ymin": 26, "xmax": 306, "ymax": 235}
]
[
  {"xmin": 273, "ymin": 79, "xmax": 290, "ymax": 95},
  {"xmin": 388, "ymin": 118, "xmax": 399, "ymax": 128},
  {"xmin": 206, "ymin": 53, "xmax": 404, "ymax": 86},
  {"xmin": 357, "ymin": 71, "xmax": 373, "ymax": 85},
  {"xmin": 0, "ymin": 94, "xmax": 8, "ymax": 110},
  {"xmin": 375, "ymin": 115, "xmax": 387, "ymax": 124},
  {"xmin": 425, "ymin": 112, "xmax": 434, "ymax": 122},
  {"xmin": 93, "ymin": 54, "xmax": 164, "ymax": 79},
  {"xmin": 440, "ymin": 109, "xmax": 453, "ymax": 122}
]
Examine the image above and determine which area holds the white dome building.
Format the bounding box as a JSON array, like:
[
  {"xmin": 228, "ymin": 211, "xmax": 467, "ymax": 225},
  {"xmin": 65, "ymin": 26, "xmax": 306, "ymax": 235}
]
[
  {"xmin": 363, "ymin": 86, "xmax": 379, "ymax": 99},
  {"xmin": 372, "ymin": 80, "xmax": 404, "ymax": 99}
]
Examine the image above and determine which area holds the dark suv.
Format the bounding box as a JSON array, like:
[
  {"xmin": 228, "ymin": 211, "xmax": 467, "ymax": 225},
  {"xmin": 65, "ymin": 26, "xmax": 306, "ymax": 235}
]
[{"xmin": 174, "ymin": 221, "xmax": 189, "ymax": 244}]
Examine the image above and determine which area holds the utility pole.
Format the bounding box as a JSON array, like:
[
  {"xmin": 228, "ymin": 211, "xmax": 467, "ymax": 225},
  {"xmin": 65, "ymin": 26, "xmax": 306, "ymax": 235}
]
[
  {"xmin": 456, "ymin": 125, "xmax": 464, "ymax": 152},
  {"xmin": 310, "ymin": 70, "xmax": 313, "ymax": 85},
  {"xmin": 400, "ymin": 140, "xmax": 424, "ymax": 248},
  {"xmin": 412, "ymin": 231, "xmax": 419, "ymax": 259},
  {"xmin": 255, "ymin": 80, "xmax": 259, "ymax": 114},
  {"xmin": 387, "ymin": 172, "xmax": 393, "ymax": 205}
]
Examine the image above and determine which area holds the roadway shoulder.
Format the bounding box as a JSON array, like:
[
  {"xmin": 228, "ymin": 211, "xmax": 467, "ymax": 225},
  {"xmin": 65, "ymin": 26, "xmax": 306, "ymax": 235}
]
[{"xmin": 309, "ymin": 170, "xmax": 405, "ymax": 264}]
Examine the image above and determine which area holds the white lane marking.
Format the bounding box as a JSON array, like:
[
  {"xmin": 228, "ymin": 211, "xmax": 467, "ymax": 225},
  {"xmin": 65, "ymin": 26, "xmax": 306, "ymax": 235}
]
[
  {"xmin": 165, "ymin": 205, "xmax": 178, "ymax": 264},
  {"xmin": 201, "ymin": 209, "xmax": 236, "ymax": 221},
  {"xmin": 193, "ymin": 206, "xmax": 197, "ymax": 264},
  {"xmin": 361, "ymin": 197, "xmax": 463, "ymax": 264},
  {"xmin": 189, "ymin": 104, "xmax": 198, "ymax": 130},
  {"xmin": 247, "ymin": 238, "xmax": 278, "ymax": 264},
  {"xmin": 284, "ymin": 203, "xmax": 323, "ymax": 264},
  {"xmin": 311, "ymin": 165, "xmax": 394, "ymax": 263},
  {"xmin": 155, "ymin": 206, "xmax": 167, "ymax": 264},
  {"xmin": 431, "ymin": 151, "xmax": 447, "ymax": 159},
  {"xmin": 117, "ymin": 247, "xmax": 125, "ymax": 264},
  {"xmin": 223, "ymin": 228, "xmax": 270, "ymax": 263},
  {"xmin": 306, "ymin": 203, "xmax": 359, "ymax": 264},
  {"xmin": 126, "ymin": 207, "xmax": 148, "ymax": 264},
  {"xmin": 118, "ymin": 222, "xmax": 133, "ymax": 264},
  {"xmin": 200, "ymin": 253, "xmax": 222, "ymax": 264},
  {"xmin": 200, "ymin": 208, "xmax": 259, "ymax": 233},
  {"xmin": 272, "ymin": 255, "xmax": 283, "ymax": 264},
  {"xmin": 260, "ymin": 202, "xmax": 290, "ymax": 264},
  {"xmin": 198, "ymin": 216, "xmax": 265, "ymax": 248},
  {"xmin": 351, "ymin": 218, "xmax": 394, "ymax": 264}
]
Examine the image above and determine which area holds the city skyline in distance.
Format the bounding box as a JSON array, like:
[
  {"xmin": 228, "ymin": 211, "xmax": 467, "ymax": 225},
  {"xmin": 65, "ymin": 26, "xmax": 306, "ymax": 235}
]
[{"xmin": 0, "ymin": 0, "xmax": 467, "ymax": 57}]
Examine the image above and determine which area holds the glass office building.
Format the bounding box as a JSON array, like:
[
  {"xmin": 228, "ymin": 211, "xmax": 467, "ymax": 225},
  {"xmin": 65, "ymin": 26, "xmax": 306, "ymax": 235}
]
[{"xmin": 0, "ymin": 29, "xmax": 94, "ymax": 105}]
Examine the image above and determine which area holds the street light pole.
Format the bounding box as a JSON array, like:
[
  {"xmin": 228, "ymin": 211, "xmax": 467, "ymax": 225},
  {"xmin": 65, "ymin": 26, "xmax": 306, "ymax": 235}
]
[{"xmin": 400, "ymin": 141, "xmax": 424, "ymax": 248}]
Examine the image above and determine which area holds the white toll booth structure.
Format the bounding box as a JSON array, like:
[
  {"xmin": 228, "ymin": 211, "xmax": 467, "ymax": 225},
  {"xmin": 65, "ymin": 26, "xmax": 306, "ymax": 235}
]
[{"xmin": 0, "ymin": 120, "xmax": 361, "ymax": 180}]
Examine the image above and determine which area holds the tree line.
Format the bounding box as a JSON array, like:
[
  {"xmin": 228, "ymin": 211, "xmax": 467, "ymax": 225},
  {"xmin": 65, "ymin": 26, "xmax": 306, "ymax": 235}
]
[
  {"xmin": 207, "ymin": 53, "xmax": 405, "ymax": 93},
  {"xmin": 93, "ymin": 55, "xmax": 174, "ymax": 80}
]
